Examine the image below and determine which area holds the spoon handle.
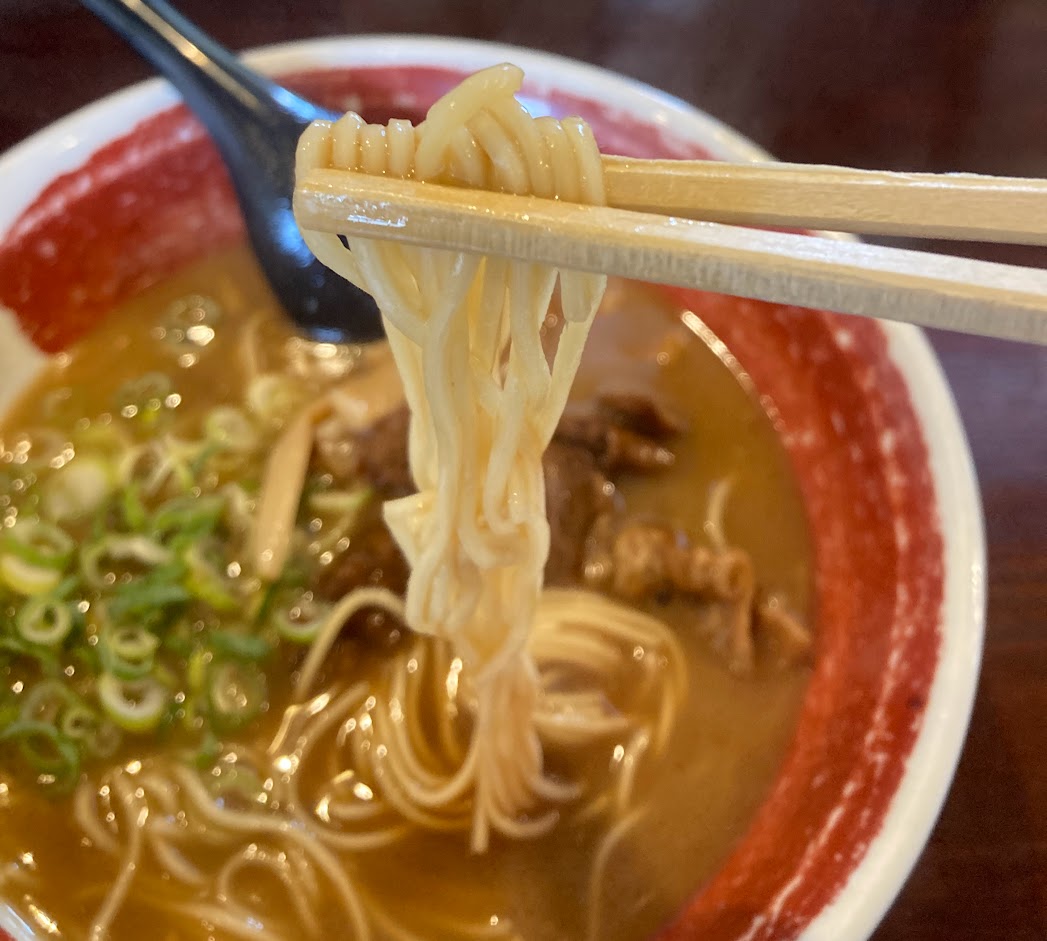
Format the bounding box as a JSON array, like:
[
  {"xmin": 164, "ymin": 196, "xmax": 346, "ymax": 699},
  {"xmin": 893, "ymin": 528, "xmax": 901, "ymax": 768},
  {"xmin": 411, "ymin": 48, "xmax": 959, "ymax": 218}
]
[{"xmin": 80, "ymin": 0, "xmax": 328, "ymax": 142}]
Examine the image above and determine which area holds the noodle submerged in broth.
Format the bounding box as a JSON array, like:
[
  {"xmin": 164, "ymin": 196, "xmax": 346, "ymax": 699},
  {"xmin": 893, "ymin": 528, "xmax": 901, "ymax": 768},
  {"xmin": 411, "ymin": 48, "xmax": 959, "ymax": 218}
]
[{"xmin": 0, "ymin": 67, "xmax": 813, "ymax": 941}]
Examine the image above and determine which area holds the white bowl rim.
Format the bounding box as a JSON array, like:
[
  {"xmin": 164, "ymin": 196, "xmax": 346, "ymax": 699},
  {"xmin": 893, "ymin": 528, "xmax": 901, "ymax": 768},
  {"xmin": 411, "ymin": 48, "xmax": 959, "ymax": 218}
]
[{"xmin": 0, "ymin": 34, "xmax": 985, "ymax": 941}]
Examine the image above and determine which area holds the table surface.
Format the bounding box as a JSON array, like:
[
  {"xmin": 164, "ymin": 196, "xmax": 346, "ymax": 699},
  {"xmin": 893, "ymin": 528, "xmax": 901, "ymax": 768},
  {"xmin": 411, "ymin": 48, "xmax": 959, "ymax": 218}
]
[{"xmin": 1, "ymin": 1, "xmax": 1045, "ymax": 938}]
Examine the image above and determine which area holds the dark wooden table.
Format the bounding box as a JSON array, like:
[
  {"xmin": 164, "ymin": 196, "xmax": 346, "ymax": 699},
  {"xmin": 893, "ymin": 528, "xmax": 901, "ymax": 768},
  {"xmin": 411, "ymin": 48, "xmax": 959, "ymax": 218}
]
[{"xmin": 1, "ymin": 1, "xmax": 1044, "ymax": 937}]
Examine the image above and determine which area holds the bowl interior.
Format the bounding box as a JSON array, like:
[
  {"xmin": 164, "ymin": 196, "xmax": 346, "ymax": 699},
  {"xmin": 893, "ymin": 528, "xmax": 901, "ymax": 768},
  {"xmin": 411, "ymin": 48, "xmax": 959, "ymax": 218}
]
[{"xmin": 0, "ymin": 39, "xmax": 982, "ymax": 941}]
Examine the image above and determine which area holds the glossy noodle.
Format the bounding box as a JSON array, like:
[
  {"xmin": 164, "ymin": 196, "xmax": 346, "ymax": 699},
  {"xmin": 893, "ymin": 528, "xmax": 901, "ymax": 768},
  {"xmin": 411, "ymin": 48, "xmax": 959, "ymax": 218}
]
[{"xmin": 293, "ymin": 62, "xmax": 684, "ymax": 852}]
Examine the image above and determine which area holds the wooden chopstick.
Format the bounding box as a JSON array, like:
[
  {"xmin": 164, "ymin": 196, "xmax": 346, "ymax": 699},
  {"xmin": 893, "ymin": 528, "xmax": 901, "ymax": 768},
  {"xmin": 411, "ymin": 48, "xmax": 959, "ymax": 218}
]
[
  {"xmin": 294, "ymin": 169, "xmax": 1047, "ymax": 347},
  {"xmin": 602, "ymin": 156, "xmax": 1047, "ymax": 246}
]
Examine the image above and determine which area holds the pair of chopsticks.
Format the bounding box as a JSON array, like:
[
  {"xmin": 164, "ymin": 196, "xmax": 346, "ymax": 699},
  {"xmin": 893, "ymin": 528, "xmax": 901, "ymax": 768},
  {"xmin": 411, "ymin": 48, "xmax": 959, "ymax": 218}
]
[{"xmin": 293, "ymin": 157, "xmax": 1047, "ymax": 345}]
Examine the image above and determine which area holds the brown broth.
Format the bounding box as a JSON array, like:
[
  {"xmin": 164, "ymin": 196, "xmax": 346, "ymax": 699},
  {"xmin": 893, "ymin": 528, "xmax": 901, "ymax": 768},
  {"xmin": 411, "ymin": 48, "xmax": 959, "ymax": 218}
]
[{"xmin": 0, "ymin": 245, "xmax": 812, "ymax": 941}]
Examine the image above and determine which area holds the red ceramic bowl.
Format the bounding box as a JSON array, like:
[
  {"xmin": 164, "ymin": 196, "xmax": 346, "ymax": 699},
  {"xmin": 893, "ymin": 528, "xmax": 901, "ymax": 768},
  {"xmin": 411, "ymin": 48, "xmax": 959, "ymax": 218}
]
[{"xmin": 0, "ymin": 36, "xmax": 984, "ymax": 941}]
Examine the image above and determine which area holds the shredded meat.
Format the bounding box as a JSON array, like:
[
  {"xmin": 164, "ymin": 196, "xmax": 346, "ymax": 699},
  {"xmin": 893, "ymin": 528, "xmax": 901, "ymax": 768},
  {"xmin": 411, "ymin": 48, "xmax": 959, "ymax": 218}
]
[
  {"xmin": 584, "ymin": 518, "xmax": 752, "ymax": 602},
  {"xmin": 582, "ymin": 516, "xmax": 757, "ymax": 673}
]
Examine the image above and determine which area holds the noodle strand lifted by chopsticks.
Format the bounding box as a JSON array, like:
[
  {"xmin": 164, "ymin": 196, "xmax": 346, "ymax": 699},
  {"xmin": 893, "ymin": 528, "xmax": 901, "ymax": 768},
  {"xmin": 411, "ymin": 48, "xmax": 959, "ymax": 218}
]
[
  {"xmin": 294, "ymin": 63, "xmax": 689, "ymax": 854},
  {"xmin": 297, "ymin": 63, "xmax": 636, "ymax": 850}
]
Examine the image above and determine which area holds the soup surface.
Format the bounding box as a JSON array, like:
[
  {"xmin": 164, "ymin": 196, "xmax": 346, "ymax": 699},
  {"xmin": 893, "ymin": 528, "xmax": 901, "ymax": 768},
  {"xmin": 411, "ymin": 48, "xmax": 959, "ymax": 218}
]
[{"xmin": 0, "ymin": 245, "xmax": 812, "ymax": 940}]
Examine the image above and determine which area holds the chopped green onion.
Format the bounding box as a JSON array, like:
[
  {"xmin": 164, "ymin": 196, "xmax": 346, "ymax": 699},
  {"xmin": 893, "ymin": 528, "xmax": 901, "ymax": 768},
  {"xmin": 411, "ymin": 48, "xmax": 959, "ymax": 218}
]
[
  {"xmin": 16, "ymin": 597, "xmax": 74, "ymax": 647},
  {"xmin": 121, "ymin": 481, "xmax": 149, "ymax": 531},
  {"xmin": 192, "ymin": 729, "xmax": 222, "ymax": 770},
  {"xmin": 1, "ymin": 519, "xmax": 75, "ymax": 571},
  {"xmin": 59, "ymin": 704, "xmax": 121, "ymax": 759},
  {"xmin": 99, "ymin": 625, "xmax": 159, "ymax": 680},
  {"xmin": 97, "ymin": 674, "xmax": 169, "ymax": 733},
  {"xmin": 204, "ymin": 406, "xmax": 257, "ymax": 454},
  {"xmin": 0, "ymin": 701, "xmax": 18, "ymax": 729},
  {"xmin": 0, "ymin": 554, "xmax": 62, "ymax": 596},
  {"xmin": 114, "ymin": 372, "xmax": 172, "ymax": 423},
  {"xmin": 273, "ymin": 595, "xmax": 331, "ymax": 645},
  {"xmin": 18, "ymin": 679, "xmax": 79, "ymax": 724},
  {"xmin": 0, "ymin": 720, "xmax": 80, "ymax": 789},
  {"xmin": 81, "ymin": 535, "xmax": 172, "ymax": 588},
  {"xmin": 221, "ymin": 483, "xmax": 256, "ymax": 535},
  {"xmin": 73, "ymin": 422, "xmax": 132, "ymax": 461},
  {"xmin": 187, "ymin": 648, "xmax": 209, "ymax": 695},
  {"xmin": 40, "ymin": 455, "xmax": 114, "ymax": 523},
  {"xmin": 183, "ymin": 543, "xmax": 239, "ymax": 611},
  {"xmin": 107, "ymin": 569, "xmax": 190, "ymax": 623},
  {"xmin": 109, "ymin": 626, "xmax": 159, "ymax": 662},
  {"xmin": 207, "ymin": 660, "xmax": 266, "ymax": 731},
  {"xmin": 246, "ymin": 373, "xmax": 305, "ymax": 427},
  {"xmin": 49, "ymin": 574, "xmax": 81, "ymax": 600},
  {"xmin": 0, "ymin": 636, "xmax": 61, "ymax": 672},
  {"xmin": 209, "ymin": 628, "xmax": 272, "ymax": 662},
  {"xmin": 250, "ymin": 579, "xmax": 280, "ymax": 627},
  {"xmin": 152, "ymin": 494, "xmax": 224, "ymax": 540}
]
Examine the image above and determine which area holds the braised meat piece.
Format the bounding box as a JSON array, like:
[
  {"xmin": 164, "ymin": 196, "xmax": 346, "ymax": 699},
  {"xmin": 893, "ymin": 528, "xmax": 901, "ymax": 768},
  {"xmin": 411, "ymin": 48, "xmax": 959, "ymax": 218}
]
[
  {"xmin": 584, "ymin": 518, "xmax": 754, "ymax": 605},
  {"xmin": 583, "ymin": 516, "xmax": 758, "ymax": 673},
  {"xmin": 350, "ymin": 390, "xmax": 681, "ymax": 498},
  {"xmin": 556, "ymin": 394, "xmax": 680, "ymax": 473},
  {"xmin": 314, "ymin": 518, "xmax": 410, "ymax": 648},
  {"xmin": 597, "ymin": 389, "xmax": 686, "ymax": 439},
  {"xmin": 335, "ymin": 390, "xmax": 680, "ymax": 584},
  {"xmin": 354, "ymin": 405, "xmax": 413, "ymax": 498},
  {"xmin": 316, "ymin": 520, "xmax": 409, "ymax": 600},
  {"xmin": 543, "ymin": 442, "xmax": 616, "ymax": 586}
]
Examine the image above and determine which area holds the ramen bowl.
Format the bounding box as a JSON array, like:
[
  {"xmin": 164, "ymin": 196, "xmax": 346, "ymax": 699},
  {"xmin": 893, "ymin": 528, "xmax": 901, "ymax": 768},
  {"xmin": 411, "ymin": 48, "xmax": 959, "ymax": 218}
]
[{"xmin": 0, "ymin": 35, "xmax": 984, "ymax": 941}]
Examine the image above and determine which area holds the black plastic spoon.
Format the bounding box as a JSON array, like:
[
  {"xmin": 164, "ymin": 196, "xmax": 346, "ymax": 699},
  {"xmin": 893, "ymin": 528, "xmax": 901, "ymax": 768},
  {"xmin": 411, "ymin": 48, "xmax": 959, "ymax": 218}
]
[{"xmin": 81, "ymin": 0, "xmax": 383, "ymax": 342}]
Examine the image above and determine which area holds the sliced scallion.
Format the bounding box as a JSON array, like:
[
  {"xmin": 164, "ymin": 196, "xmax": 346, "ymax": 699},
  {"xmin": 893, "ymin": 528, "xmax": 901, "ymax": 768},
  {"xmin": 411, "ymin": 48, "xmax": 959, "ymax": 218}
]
[
  {"xmin": 204, "ymin": 406, "xmax": 258, "ymax": 454},
  {"xmin": 40, "ymin": 455, "xmax": 114, "ymax": 523},
  {"xmin": 151, "ymin": 494, "xmax": 224, "ymax": 540},
  {"xmin": 81, "ymin": 535, "xmax": 172, "ymax": 588},
  {"xmin": 0, "ymin": 554, "xmax": 63, "ymax": 596},
  {"xmin": 121, "ymin": 481, "xmax": 149, "ymax": 531},
  {"xmin": 16, "ymin": 596, "xmax": 74, "ymax": 648},
  {"xmin": 1, "ymin": 519, "xmax": 75, "ymax": 570},
  {"xmin": 0, "ymin": 636, "xmax": 61, "ymax": 672},
  {"xmin": 97, "ymin": 673, "xmax": 169, "ymax": 733},
  {"xmin": 273, "ymin": 595, "xmax": 331, "ymax": 645},
  {"xmin": 307, "ymin": 486, "xmax": 374, "ymax": 517},
  {"xmin": 55, "ymin": 702, "xmax": 121, "ymax": 759},
  {"xmin": 246, "ymin": 373, "xmax": 304, "ymax": 427},
  {"xmin": 207, "ymin": 660, "xmax": 266, "ymax": 731},
  {"xmin": 209, "ymin": 628, "xmax": 272, "ymax": 663},
  {"xmin": 18, "ymin": 679, "xmax": 79, "ymax": 724},
  {"xmin": 107, "ymin": 571, "xmax": 190, "ymax": 623},
  {"xmin": 0, "ymin": 720, "xmax": 80, "ymax": 791},
  {"xmin": 183, "ymin": 543, "xmax": 239, "ymax": 611},
  {"xmin": 99, "ymin": 625, "xmax": 159, "ymax": 680}
]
